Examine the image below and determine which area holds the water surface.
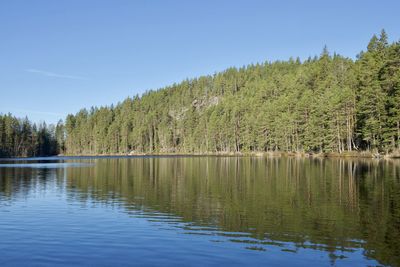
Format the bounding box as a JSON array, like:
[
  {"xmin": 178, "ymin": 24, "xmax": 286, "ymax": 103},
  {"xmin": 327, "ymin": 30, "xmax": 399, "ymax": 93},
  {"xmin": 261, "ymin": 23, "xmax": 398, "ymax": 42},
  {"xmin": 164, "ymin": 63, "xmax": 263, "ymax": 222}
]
[{"xmin": 0, "ymin": 156, "xmax": 399, "ymax": 266}]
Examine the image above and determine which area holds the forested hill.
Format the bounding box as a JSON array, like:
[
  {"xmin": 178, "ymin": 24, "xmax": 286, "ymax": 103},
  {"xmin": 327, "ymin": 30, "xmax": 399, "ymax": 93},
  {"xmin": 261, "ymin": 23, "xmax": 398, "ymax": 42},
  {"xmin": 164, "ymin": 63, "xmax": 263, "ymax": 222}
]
[
  {"xmin": 62, "ymin": 31, "xmax": 399, "ymax": 155},
  {"xmin": 1, "ymin": 30, "xmax": 399, "ymax": 157}
]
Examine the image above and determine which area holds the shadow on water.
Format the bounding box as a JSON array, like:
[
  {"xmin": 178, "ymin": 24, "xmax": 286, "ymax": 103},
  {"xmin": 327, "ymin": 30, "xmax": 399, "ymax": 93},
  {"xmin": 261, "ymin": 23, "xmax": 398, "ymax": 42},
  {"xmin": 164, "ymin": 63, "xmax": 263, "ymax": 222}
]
[{"xmin": 0, "ymin": 157, "xmax": 399, "ymax": 266}]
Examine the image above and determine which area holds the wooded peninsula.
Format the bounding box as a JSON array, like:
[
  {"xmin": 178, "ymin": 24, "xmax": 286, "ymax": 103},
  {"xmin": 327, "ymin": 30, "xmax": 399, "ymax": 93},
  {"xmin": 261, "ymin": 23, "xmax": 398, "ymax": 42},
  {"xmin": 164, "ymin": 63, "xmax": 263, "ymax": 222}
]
[{"xmin": 1, "ymin": 31, "xmax": 399, "ymax": 158}]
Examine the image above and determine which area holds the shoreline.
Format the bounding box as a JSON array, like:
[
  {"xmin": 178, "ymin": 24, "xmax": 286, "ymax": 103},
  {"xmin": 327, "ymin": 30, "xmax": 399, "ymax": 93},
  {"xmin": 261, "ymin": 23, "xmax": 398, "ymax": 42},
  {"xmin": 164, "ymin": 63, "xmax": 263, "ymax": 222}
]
[
  {"xmin": 2, "ymin": 151, "xmax": 400, "ymax": 159},
  {"xmin": 55, "ymin": 151, "xmax": 400, "ymax": 159}
]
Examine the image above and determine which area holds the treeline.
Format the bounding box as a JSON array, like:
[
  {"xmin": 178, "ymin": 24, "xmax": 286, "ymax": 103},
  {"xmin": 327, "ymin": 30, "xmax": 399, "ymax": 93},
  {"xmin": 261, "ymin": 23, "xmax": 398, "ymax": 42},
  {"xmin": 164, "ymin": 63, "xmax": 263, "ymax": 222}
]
[
  {"xmin": 3, "ymin": 31, "xmax": 399, "ymax": 157},
  {"xmin": 62, "ymin": 31, "xmax": 399, "ymax": 155},
  {"xmin": 0, "ymin": 114, "xmax": 63, "ymax": 157}
]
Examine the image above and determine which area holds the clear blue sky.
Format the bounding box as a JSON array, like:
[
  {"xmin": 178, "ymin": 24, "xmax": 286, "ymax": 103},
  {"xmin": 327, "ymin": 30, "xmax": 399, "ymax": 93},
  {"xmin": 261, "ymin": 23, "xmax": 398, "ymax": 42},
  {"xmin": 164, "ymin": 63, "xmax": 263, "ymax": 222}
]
[{"xmin": 1, "ymin": 0, "xmax": 399, "ymax": 124}]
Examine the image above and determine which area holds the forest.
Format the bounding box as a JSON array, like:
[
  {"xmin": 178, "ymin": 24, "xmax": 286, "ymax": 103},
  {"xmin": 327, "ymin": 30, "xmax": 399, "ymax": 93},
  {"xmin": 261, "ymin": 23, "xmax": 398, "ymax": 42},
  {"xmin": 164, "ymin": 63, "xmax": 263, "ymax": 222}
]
[
  {"xmin": 0, "ymin": 114, "xmax": 62, "ymax": 157},
  {"xmin": 0, "ymin": 30, "xmax": 399, "ymax": 157}
]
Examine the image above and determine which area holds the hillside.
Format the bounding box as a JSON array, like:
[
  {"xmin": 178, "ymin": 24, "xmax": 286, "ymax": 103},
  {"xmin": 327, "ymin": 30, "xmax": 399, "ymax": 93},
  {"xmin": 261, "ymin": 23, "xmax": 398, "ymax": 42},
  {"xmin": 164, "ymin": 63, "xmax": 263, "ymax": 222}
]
[
  {"xmin": 63, "ymin": 31, "xmax": 399, "ymax": 155},
  {"xmin": 1, "ymin": 30, "xmax": 399, "ymax": 157}
]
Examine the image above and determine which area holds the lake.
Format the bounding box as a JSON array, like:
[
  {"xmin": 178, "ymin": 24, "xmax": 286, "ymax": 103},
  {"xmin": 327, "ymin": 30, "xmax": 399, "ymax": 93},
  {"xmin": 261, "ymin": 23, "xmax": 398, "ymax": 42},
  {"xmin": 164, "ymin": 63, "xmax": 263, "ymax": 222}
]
[{"xmin": 0, "ymin": 156, "xmax": 399, "ymax": 266}]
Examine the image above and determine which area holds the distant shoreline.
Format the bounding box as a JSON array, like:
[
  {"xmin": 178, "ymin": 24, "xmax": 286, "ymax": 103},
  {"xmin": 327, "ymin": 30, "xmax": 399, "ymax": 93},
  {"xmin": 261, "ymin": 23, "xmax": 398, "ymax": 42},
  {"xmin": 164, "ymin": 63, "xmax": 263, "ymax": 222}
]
[
  {"xmin": 69, "ymin": 150, "xmax": 400, "ymax": 158},
  {"xmin": 2, "ymin": 150, "xmax": 400, "ymax": 160},
  {"xmin": 4, "ymin": 151, "xmax": 397, "ymax": 159}
]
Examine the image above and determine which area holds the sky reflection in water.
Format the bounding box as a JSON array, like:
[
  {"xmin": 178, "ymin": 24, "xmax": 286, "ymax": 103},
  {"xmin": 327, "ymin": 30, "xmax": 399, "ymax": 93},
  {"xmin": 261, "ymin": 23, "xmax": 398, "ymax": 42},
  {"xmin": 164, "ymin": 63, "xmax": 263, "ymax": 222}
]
[{"xmin": 0, "ymin": 156, "xmax": 399, "ymax": 266}]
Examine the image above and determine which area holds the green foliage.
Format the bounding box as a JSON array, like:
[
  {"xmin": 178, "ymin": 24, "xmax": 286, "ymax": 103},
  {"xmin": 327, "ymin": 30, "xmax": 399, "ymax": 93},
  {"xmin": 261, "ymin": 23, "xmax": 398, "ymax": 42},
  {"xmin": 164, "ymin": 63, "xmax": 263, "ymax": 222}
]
[
  {"xmin": 0, "ymin": 114, "xmax": 60, "ymax": 157},
  {"xmin": 63, "ymin": 52, "xmax": 359, "ymax": 154},
  {"xmin": 62, "ymin": 31, "xmax": 400, "ymax": 154},
  {"xmin": 356, "ymin": 30, "xmax": 400, "ymax": 151},
  {"xmin": 2, "ymin": 31, "xmax": 399, "ymax": 156}
]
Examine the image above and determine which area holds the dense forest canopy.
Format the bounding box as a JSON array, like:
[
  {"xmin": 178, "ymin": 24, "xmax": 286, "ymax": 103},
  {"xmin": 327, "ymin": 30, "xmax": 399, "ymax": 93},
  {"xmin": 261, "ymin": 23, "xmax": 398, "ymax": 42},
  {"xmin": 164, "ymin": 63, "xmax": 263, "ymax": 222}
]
[
  {"xmin": 1, "ymin": 30, "xmax": 399, "ymax": 157},
  {"xmin": 0, "ymin": 114, "xmax": 62, "ymax": 157}
]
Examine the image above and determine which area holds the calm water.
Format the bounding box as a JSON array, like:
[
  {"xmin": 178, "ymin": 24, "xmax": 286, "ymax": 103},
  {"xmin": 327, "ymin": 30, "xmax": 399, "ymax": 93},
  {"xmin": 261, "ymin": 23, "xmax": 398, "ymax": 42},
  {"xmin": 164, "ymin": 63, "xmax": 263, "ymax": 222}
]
[{"xmin": 0, "ymin": 156, "xmax": 399, "ymax": 266}]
